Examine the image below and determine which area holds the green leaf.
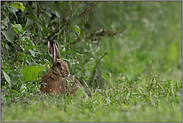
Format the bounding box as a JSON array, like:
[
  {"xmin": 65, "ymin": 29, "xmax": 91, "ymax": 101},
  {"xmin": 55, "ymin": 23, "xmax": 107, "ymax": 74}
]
[
  {"xmin": 69, "ymin": 81, "xmax": 75, "ymax": 84},
  {"xmin": 25, "ymin": 38, "xmax": 33, "ymax": 46},
  {"xmin": 44, "ymin": 59, "xmax": 50, "ymax": 64},
  {"xmin": 5, "ymin": 69, "xmax": 20, "ymax": 86},
  {"xmin": 1, "ymin": 5, "xmax": 18, "ymax": 15},
  {"xmin": 2, "ymin": 70, "xmax": 11, "ymax": 86},
  {"xmin": 20, "ymin": 84, "xmax": 27, "ymax": 93},
  {"xmin": 1, "ymin": 30, "xmax": 14, "ymax": 43},
  {"xmin": 5, "ymin": 43, "xmax": 10, "ymax": 50},
  {"xmin": 12, "ymin": 26, "xmax": 19, "ymax": 35},
  {"xmin": 24, "ymin": 46, "xmax": 35, "ymax": 51},
  {"xmin": 10, "ymin": 2, "xmax": 25, "ymax": 12},
  {"xmin": 74, "ymin": 25, "xmax": 81, "ymax": 33},
  {"xmin": 28, "ymin": 49, "xmax": 35, "ymax": 57},
  {"xmin": 10, "ymin": 89, "xmax": 20, "ymax": 96},
  {"xmin": 99, "ymin": 52, "xmax": 108, "ymax": 60},
  {"xmin": 25, "ymin": 18, "xmax": 34, "ymax": 27},
  {"xmin": 12, "ymin": 24, "xmax": 23, "ymax": 34},
  {"xmin": 20, "ymin": 66, "xmax": 45, "ymax": 82}
]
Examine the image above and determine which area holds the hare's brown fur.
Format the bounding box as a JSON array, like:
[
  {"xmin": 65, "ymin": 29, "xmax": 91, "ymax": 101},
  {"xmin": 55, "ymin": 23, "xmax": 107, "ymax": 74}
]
[{"xmin": 40, "ymin": 69, "xmax": 68, "ymax": 94}]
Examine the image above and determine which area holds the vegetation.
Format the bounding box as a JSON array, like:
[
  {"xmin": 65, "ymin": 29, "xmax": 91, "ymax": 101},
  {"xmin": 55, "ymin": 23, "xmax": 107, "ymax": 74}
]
[{"xmin": 1, "ymin": 1, "xmax": 182, "ymax": 122}]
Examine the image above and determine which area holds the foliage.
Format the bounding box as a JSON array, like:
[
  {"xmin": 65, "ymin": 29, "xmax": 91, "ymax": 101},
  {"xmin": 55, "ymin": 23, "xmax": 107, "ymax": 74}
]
[
  {"xmin": 1, "ymin": 1, "xmax": 182, "ymax": 122},
  {"xmin": 1, "ymin": 1, "xmax": 124, "ymax": 96}
]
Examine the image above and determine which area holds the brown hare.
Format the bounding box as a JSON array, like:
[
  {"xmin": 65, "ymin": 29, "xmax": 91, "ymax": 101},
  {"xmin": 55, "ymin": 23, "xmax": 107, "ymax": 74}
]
[{"xmin": 40, "ymin": 41, "xmax": 88, "ymax": 99}]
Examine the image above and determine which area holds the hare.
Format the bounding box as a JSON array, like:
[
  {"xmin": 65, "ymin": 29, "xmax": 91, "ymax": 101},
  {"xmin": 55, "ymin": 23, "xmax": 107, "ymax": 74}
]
[{"xmin": 40, "ymin": 41, "xmax": 88, "ymax": 98}]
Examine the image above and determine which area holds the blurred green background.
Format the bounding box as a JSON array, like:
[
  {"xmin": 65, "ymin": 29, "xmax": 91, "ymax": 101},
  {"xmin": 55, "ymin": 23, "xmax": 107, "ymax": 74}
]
[
  {"xmin": 87, "ymin": 1, "xmax": 182, "ymax": 82},
  {"xmin": 69, "ymin": 1, "xmax": 182, "ymax": 90}
]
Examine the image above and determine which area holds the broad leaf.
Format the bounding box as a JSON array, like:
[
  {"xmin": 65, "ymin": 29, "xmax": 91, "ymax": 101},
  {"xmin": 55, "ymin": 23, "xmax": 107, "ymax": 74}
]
[
  {"xmin": 1, "ymin": 5, "xmax": 18, "ymax": 15},
  {"xmin": 10, "ymin": 2, "xmax": 25, "ymax": 12},
  {"xmin": 12, "ymin": 24, "xmax": 23, "ymax": 34},
  {"xmin": 20, "ymin": 66, "xmax": 45, "ymax": 82},
  {"xmin": 2, "ymin": 70, "xmax": 11, "ymax": 86},
  {"xmin": 1, "ymin": 30, "xmax": 14, "ymax": 43},
  {"xmin": 5, "ymin": 69, "xmax": 20, "ymax": 86}
]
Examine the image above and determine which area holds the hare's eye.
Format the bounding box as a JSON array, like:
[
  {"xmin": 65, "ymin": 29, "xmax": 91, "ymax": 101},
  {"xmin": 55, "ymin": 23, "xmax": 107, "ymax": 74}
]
[{"xmin": 57, "ymin": 62, "xmax": 61, "ymax": 65}]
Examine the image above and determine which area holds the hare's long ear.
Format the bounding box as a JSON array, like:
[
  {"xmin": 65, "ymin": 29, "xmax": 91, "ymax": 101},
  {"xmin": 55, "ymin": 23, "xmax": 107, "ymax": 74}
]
[
  {"xmin": 53, "ymin": 43, "xmax": 61, "ymax": 59},
  {"xmin": 48, "ymin": 41, "xmax": 54, "ymax": 58},
  {"xmin": 52, "ymin": 42, "xmax": 60, "ymax": 64},
  {"xmin": 48, "ymin": 41, "xmax": 61, "ymax": 64}
]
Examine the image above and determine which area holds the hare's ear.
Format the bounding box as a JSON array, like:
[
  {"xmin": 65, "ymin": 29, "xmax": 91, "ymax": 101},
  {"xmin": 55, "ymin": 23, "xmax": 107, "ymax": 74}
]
[
  {"xmin": 48, "ymin": 41, "xmax": 61, "ymax": 64},
  {"xmin": 52, "ymin": 42, "xmax": 60, "ymax": 64},
  {"xmin": 53, "ymin": 43, "xmax": 61, "ymax": 59},
  {"xmin": 48, "ymin": 41, "xmax": 54, "ymax": 58}
]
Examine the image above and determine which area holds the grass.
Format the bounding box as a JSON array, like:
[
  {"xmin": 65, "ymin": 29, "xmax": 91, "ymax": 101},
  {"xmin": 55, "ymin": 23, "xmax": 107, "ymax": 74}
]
[
  {"xmin": 1, "ymin": 76, "xmax": 182, "ymax": 122},
  {"xmin": 1, "ymin": 1, "xmax": 182, "ymax": 122}
]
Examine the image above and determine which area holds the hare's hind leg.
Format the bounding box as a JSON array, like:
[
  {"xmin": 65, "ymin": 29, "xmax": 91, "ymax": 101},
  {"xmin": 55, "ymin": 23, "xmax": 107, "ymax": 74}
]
[{"xmin": 66, "ymin": 75, "xmax": 88, "ymax": 98}]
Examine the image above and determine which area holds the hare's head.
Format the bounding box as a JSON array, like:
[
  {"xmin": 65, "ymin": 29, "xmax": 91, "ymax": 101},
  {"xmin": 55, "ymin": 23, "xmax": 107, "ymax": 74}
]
[{"xmin": 48, "ymin": 41, "xmax": 70, "ymax": 77}]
